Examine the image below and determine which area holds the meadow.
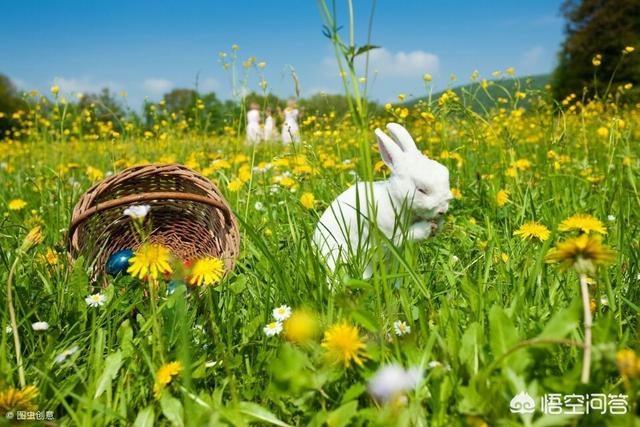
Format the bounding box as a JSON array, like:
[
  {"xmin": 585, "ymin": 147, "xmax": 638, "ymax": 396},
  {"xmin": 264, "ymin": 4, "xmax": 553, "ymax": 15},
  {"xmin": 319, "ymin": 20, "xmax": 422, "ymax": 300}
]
[{"xmin": 1, "ymin": 61, "xmax": 640, "ymax": 426}]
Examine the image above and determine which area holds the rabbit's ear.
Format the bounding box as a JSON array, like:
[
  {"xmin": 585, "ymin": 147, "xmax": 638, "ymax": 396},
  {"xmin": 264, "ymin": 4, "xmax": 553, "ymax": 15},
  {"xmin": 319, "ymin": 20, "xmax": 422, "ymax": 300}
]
[
  {"xmin": 376, "ymin": 128, "xmax": 403, "ymax": 170},
  {"xmin": 386, "ymin": 123, "xmax": 418, "ymax": 153}
]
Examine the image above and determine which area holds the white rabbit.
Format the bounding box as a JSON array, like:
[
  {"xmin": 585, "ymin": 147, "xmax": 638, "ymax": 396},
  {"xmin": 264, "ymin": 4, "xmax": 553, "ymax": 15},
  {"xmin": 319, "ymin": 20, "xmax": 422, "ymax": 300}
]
[{"xmin": 313, "ymin": 123, "xmax": 452, "ymax": 278}]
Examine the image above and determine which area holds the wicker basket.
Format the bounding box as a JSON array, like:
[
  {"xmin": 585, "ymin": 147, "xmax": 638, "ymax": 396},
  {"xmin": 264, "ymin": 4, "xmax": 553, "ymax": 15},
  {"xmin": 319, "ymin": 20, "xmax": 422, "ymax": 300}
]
[{"xmin": 68, "ymin": 163, "xmax": 240, "ymax": 281}]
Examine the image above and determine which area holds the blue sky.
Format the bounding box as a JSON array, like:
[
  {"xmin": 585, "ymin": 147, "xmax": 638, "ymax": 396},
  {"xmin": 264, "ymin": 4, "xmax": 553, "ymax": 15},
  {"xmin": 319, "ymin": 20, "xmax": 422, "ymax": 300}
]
[{"xmin": 0, "ymin": 1, "xmax": 565, "ymax": 108}]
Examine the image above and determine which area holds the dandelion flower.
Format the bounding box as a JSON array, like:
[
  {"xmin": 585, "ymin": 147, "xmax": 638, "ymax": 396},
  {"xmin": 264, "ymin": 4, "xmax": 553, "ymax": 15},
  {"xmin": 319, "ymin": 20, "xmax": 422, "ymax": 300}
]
[
  {"xmin": 545, "ymin": 234, "xmax": 615, "ymax": 274},
  {"xmin": 85, "ymin": 293, "xmax": 107, "ymax": 308},
  {"xmin": 321, "ymin": 322, "xmax": 367, "ymax": 367},
  {"xmin": 123, "ymin": 204, "xmax": 150, "ymax": 220},
  {"xmin": 367, "ymin": 364, "xmax": 422, "ymax": 403},
  {"xmin": 154, "ymin": 361, "xmax": 182, "ymax": 399},
  {"xmin": 8, "ymin": 199, "xmax": 27, "ymax": 210},
  {"xmin": 300, "ymin": 192, "xmax": 315, "ymax": 209},
  {"xmin": 283, "ymin": 310, "xmax": 318, "ymax": 343},
  {"xmin": 393, "ymin": 320, "xmax": 411, "ymax": 336},
  {"xmin": 32, "ymin": 321, "xmax": 49, "ymax": 331},
  {"xmin": 188, "ymin": 257, "xmax": 224, "ymax": 287},
  {"xmin": 54, "ymin": 346, "xmax": 79, "ymax": 364},
  {"xmin": 559, "ymin": 213, "xmax": 607, "ymax": 235},
  {"xmin": 21, "ymin": 226, "xmax": 44, "ymax": 251},
  {"xmin": 272, "ymin": 305, "xmax": 292, "ymax": 321},
  {"xmin": 513, "ymin": 222, "xmax": 550, "ymax": 241},
  {"xmin": 0, "ymin": 385, "xmax": 38, "ymax": 414},
  {"xmin": 616, "ymin": 349, "xmax": 640, "ymax": 379},
  {"xmin": 496, "ymin": 190, "xmax": 509, "ymax": 207},
  {"xmin": 127, "ymin": 243, "xmax": 173, "ymax": 280},
  {"xmin": 263, "ymin": 321, "xmax": 283, "ymax": 337}
]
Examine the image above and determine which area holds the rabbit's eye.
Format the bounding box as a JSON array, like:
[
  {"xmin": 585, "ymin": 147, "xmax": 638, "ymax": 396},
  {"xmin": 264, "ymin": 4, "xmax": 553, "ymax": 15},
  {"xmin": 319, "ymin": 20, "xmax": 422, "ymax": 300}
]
[{"xmin": 418, "ymin": 188, "xmax": 430, "ymax": 196}]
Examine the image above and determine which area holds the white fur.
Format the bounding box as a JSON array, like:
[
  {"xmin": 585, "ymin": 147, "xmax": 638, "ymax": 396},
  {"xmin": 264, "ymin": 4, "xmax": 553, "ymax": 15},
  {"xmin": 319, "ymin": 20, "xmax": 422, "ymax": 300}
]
[{"xmin": 313, "ymin": 123, "xmax": 452, "ymax": 278}]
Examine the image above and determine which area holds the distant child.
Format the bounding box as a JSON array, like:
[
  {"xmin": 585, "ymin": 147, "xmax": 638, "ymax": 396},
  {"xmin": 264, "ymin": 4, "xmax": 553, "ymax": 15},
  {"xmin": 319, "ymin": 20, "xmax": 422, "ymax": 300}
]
[
  {"xmin": 246, "ymin": 102, "xmax": 261, "ymax": 143},
  {"xmin": 263, "ymin": 107, "xmax": 275, "ymax": 141},
  {"xmin": 280, "ymin": 98, "xmax": 300, "ymax": 144}
]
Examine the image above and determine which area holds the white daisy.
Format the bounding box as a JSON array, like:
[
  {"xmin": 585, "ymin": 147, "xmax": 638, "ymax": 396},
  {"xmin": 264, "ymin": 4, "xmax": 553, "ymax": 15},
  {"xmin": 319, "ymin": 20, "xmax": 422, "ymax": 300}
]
[
  {"xmin": 272, "ymin": 305, "xmax": 292, "ymax": 321},
  {"xmin": 367, "ymin": 364, "xmax": 423, "ymax": 403},
  {"xmin": 123, "ymin": 204, "xmax": 150, "ymax": 220},
  {"xmin": 254, "ymin": 202, "xmax": 264, "ymax": 211},
  {"xmin": 85, "ymin": 293, "xmax": 107, "ymax": 308},
  {"xmin": 54, "ymin": 346, "xmax": 79, "ymax": 364},
  {"xmin": 263, "ymin": 321, "xmax": 283, "ymax": 337},
  {"xmin": 607, "ymin": 214, "xmax": 616, "ymax": 222},
  {"xmin": 393, "ymin": 320, "xmax": 411, "ymax": 336},
  {"xmin": 32, "ymin": 321, "xmax": 49, "ymax": 331},
  {"xmin": 6, "ymin": 325, "xmax": 12, "ymax": 335}
]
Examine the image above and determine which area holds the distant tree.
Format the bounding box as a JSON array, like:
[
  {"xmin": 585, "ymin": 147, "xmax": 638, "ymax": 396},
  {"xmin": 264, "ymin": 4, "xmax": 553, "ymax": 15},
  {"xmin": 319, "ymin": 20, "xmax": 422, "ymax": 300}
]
[
  {"xmin": 78, "ymin": 88, "xmax": 127, "ymax": 131},
  {"xmin": 0, "ymin": 74, "xmax": 27, "ymax": 139},
  {"xmin": 552, "ymin": 0, "xmax": 640, "ymax": 101}
]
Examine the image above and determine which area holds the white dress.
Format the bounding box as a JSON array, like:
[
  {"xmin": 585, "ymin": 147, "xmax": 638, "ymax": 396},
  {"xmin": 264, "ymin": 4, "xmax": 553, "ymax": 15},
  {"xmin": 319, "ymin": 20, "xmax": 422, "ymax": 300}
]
[
  {"xmin": 281, "ymin": 108, "xmax": 300, "ymax": 144},
  {"xmin": 246, "ymin": 109, "xmax": 261, "ymax": 143},
  {"xmin": 263, "ymin": 115, "xmax": 275, "ymax": 141}
]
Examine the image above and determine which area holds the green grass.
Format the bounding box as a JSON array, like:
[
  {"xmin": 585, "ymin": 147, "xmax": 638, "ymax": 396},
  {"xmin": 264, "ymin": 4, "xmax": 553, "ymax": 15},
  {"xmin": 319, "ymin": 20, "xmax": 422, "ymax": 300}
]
[{"xmin": 0, "ymin": 85, "xmax": 639, "ymax": 426}]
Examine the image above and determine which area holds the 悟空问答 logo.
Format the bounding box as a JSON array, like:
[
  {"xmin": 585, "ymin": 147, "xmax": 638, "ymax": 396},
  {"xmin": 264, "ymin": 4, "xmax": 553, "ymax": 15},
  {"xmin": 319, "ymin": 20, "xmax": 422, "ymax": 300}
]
[{"xmin": 510, "ymin": 391, "xmax": 536, "ymax": 414}]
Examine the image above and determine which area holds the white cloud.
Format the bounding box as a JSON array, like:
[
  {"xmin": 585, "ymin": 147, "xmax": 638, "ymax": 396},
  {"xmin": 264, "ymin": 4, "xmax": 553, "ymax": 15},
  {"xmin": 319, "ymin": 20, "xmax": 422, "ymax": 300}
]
[
  {"xmin": 142, "ymin": 78, "xmax": 173, "ymax": 95},
  {"xmin": 53, "ymin": 76, "xmax": 120, "ymax": 95},
  {"xmin": 520, "ymin": 46, "xmax": 545, "ymax": 72},
  {"xmin": 199, "ymin": 77, "xmax": 219, "ymax": 92},
  {"xmin": 368, "ymin": 48, "xmax": 439, "ymax": 77},
  {"xmin": 324, "ymin": 47, "xmax": 439, "ymax": 79}
]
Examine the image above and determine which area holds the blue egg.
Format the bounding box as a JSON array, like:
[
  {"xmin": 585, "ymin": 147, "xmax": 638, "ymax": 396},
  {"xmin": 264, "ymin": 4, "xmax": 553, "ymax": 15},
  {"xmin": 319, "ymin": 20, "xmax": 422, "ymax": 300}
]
[
  {"xmin": 167, "ymin": 280, "xmax": 185, "ymax": 296},
  {"xmin": 106, "ymin": 249, "xmax": 134, "ymax": 276}
]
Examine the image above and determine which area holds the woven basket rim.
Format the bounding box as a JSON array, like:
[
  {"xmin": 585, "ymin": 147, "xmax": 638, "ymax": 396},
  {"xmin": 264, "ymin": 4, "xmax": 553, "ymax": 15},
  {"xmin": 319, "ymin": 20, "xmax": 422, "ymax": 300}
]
[{"xmin": 67, "ymin": 163, "xmax": 239, "ymax": 261}]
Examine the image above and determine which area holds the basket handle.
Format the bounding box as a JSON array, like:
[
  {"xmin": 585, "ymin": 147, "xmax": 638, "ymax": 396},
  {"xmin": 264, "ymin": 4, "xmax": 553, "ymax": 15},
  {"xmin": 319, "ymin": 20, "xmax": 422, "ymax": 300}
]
[{"xmin": 68, "ymin": 191, "xmax": 233, "ymax": 250}]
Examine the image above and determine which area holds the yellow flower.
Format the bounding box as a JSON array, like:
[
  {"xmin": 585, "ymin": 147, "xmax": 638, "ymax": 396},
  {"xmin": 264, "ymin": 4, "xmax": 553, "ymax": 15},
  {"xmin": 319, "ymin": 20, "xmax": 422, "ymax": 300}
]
[
  {"xmin": 616, "ymin": 349, "xmax": 640, "ymax": 379},
  {"xmin": 0, "ymin": 385, "xmax": 38, "ymax": 414},
  {"xmin": 451, "ymin": 188, "xmax": 462, "ymax": 200},
  {"xmin": 154, "ymin": 361, "xmax": 182, "ymax": 399},
  {"xmin": 496, "ymin": 190, "xmax": 509, "ymax": 207},
  {"xmin": 127, "ymin": 243, "xmax": 173, "ymax": 280},
  {"xmin": 623, "ymin": 46, "xmax": 635, "ymax": 54},
  {"xmin": 559, "ymin": 213, "xmax": 607, "ymax": 235},
  {"xmin": 45, "ymin": 247, "xmax": 59, "ymax": 265},
  {"xmin": 513, "ymin": 222, "xmax": 550, "ymax": 241},
  {"xmin": 506, "ymin": 67, "xmax": 515, "ymax": 76},
  {"xmin": 321, "ymin": 322, "xmax": 367, "ymax": 367},
  {"xmin": 300, "ymin": 192, "xmax": 315, "ymax": 209},
  {"xmin": 545, "ymin": 234, "xmax": 615, "ymax": 274},
  {"xmin": 50, "ymin": 85, "xmax": 60, "ymax": 95},
  {"xmin": 8, "ymin": 199, "xmax": 27, "ymax": 210},
  {"xmin": 592, "ymin": 54, "xmax": 602, "ymax": 67},
  {"xmin": 284, "ymin": 310, "xmax": 319, "ymax": 344},
  {"xmin": 21, "ymin": 226, "xmax": 44, "ymax": 251},
  {"xmin": 188, "ymin": 257, "xmax": 224, "ymax": 287},
  {"xmin": 228, "ymin": 178, "xmax": 244, "ymax": 192},
  {"xmin": 384, "ymin": 103, "xmax": 392, "ymax": 111},
  {"xmin": 596, "ymin": 127, "xmax": 609, "ymax": 138},
  {"xmin": 423, "ymin": 73, "xmax": 432, "ymax": 82}
]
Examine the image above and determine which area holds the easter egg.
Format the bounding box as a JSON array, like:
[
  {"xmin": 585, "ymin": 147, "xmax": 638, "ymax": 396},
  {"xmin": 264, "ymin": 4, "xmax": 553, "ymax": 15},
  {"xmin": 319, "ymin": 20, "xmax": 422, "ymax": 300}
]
[
  {"xmin": 167, "ymin": 280, "xmax": 185, "ymax": 296},
  {"xmin": 106, "ymin": 249, "xmax": 134, "ymax": 276}
]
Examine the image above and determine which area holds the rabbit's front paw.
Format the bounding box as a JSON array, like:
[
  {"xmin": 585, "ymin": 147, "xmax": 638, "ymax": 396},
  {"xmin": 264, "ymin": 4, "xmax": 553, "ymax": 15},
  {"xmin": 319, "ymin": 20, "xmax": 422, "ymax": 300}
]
[{"xmin": 408, "ymin": 220, "xmax": 432, "ymax": 241}]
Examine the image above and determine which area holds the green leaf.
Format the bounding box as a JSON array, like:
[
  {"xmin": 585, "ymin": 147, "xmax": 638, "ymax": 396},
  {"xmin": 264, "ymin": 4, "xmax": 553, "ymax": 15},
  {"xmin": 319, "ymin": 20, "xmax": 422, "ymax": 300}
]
[
  {"xmin": 117, "ymin": 320, "xmax": 134, "ymax": 358},
  {"xmin": 133, "ymin": 406, "xmax": 155, "ymax": 427},
  {"xmin": 354, "ymin": 44, "xmax": 380, "ymax": 57},
  {"xmin": 489, "ymin": 306, "xmax": 518, "ymax": 357},
  {"xmin": 537, "ymin": 299, "xmax": 581, "ymax": 340},
  {"xmin": 238, "ymin": 401, "xmax": 291, "ymax": 427},
  {"xmin": 350, "ymin": 309, "xmax": 379, "ymax": 332},
  {"xmin": 160, "ymin": 393, "xmax": 184, "ymax": 427},
  {"xmin": 326, "ymin": 401, "xmax": 358, "ymax": 427},
  {"xmin": 341, "ymin": 383, "xmax": 366, "ymax": 404},
  {"xmin": 94, "ymin": 350, "xmax": 123, "ymax": 398},
  {"xmin": 459, "ymin": 322, "xmax": 483, "ymax": 374}
]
